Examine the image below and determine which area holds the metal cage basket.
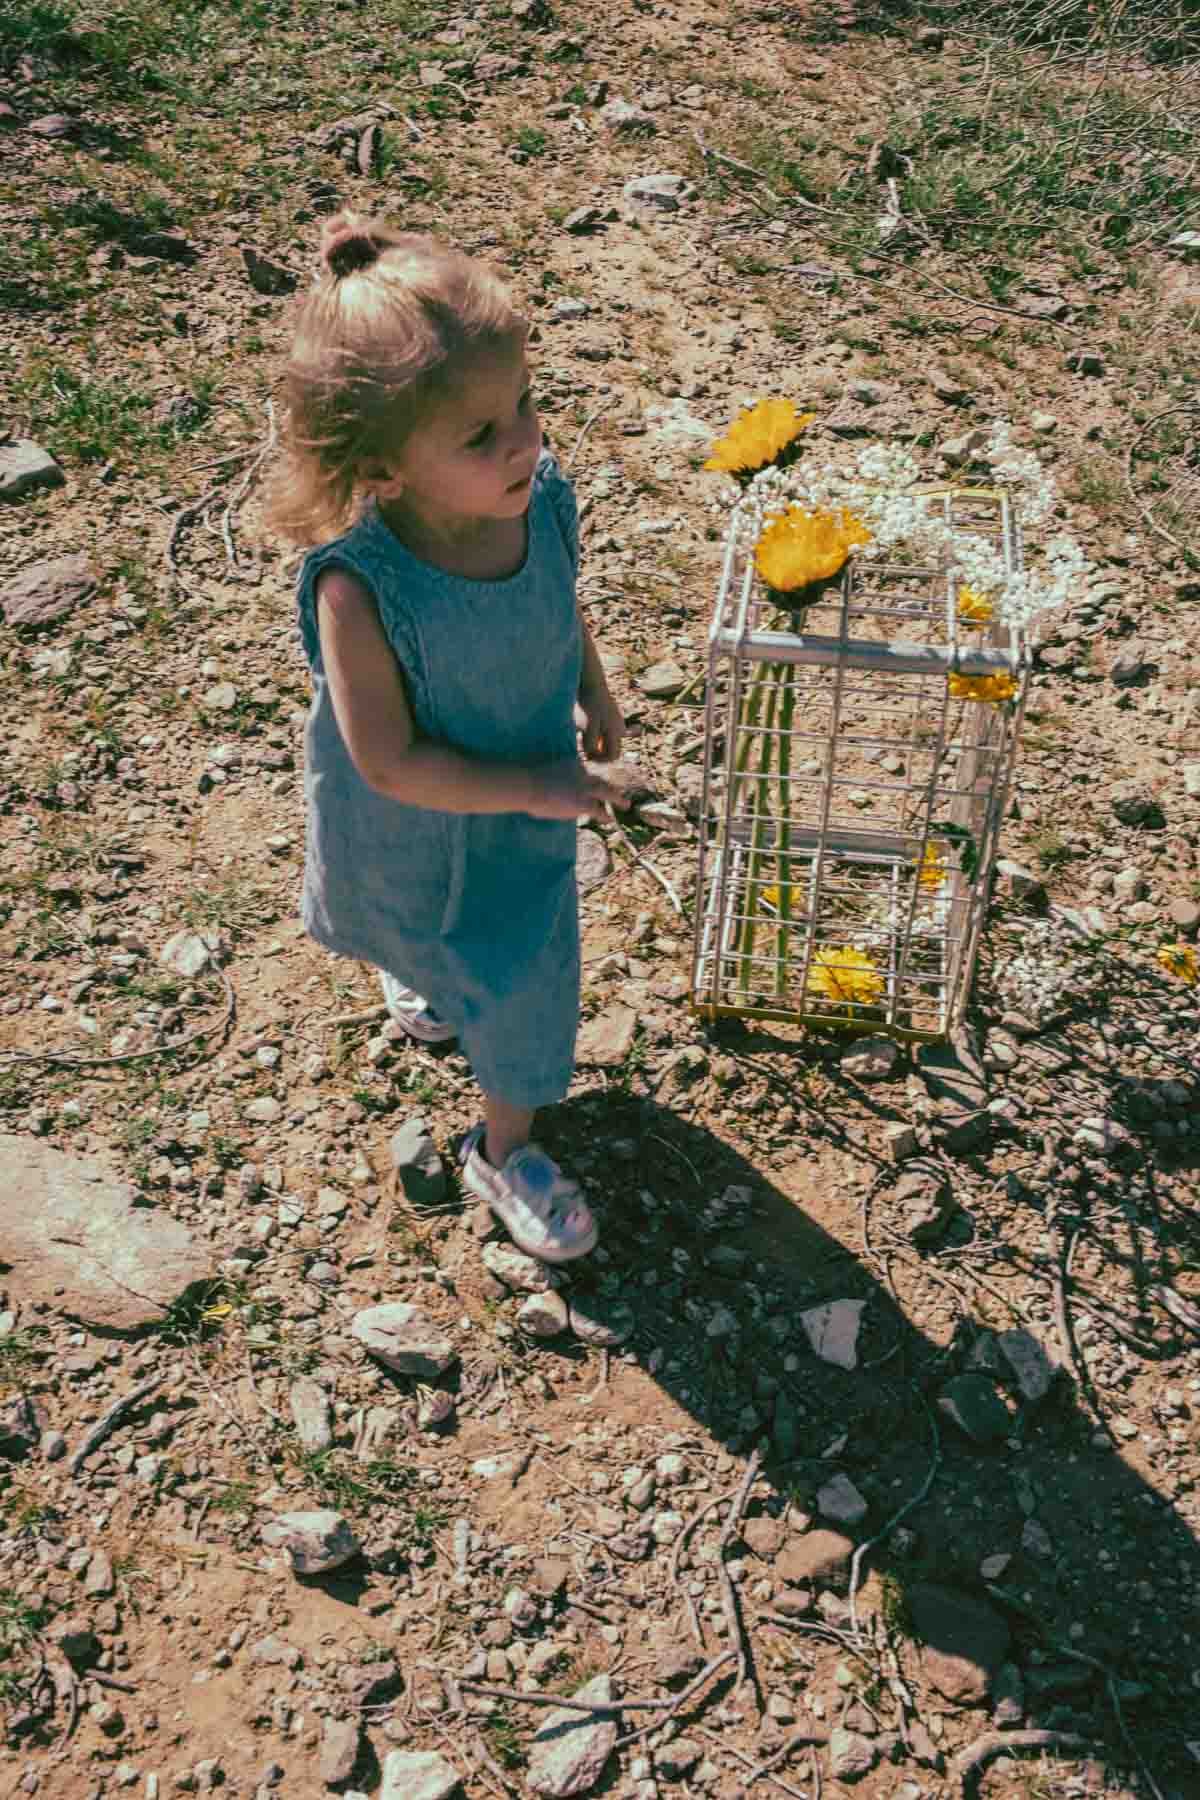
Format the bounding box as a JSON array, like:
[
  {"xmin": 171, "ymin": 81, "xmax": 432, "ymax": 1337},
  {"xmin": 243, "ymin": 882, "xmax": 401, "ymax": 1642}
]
[{"xmin": 690, "ymin": 486, "xmax": 1031, "ymax": 1042}]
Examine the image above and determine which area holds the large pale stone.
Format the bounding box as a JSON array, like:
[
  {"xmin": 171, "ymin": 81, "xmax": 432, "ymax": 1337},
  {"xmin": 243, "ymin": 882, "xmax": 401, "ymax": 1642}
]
[
  {"xmin": 351, "ymin": 1303, "xmax": 456, "ymax": 1377},
  {"xmin": 800, "ymin": 1299, "xmax": 866, "ymax": 1371},
  {"xmin": 381, "ymin": 1750, "xmax": 462, "ymax": 1800},
  {"xmin": 3, "ymin": 552, "xmax": 94, "ymax": 625},
  {"xmin": 260, "ymin": 1509, "xmax": 359, "ymax": 1574},
  {"xmin": 527, "ymin": 1674, "xmax": 619, "ymax": 1796},
  {"xmin": 0, "ymin": 440, "xmax": 65, "ymax": 502},
  {"xmin": 576, "ymin": 1004, "xmax": 637, "ymax": 1068},
  {"xmin": 0, "ymin": 1136, "xmax": 212, "ymax": 1331}
]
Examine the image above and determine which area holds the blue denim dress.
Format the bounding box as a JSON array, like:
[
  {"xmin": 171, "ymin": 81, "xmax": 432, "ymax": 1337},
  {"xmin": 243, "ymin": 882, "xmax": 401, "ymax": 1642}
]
[{"xmin": 296, "ymin": 451, "xmax": 582, "ymax": 1109}]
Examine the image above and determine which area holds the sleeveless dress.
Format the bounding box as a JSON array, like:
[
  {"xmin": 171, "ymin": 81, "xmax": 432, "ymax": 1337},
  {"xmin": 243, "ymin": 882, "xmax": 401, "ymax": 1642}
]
[{"xmin": 296, "ymin": 450, "xmax": 583, "ymax": 1110}]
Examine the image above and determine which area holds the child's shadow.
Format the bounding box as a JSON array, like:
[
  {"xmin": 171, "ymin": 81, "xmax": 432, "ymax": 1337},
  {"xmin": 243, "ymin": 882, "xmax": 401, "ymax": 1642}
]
[{"xmin": 520, "ymin": 1086, "xmax": 1200, "ymax": 1798}]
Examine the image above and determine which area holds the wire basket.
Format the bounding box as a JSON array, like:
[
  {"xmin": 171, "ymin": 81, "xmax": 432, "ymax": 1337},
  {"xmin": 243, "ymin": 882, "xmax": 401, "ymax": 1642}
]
[{"xmin": 690, "ymin": 487, "xmax": 1031, "ymax": 1041}]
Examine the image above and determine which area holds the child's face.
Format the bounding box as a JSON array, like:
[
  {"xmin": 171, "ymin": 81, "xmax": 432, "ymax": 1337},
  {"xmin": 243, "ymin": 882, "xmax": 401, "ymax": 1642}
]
[{"xmin": 380, "ymin": 337, "xmax": 542, "ymax": 532}]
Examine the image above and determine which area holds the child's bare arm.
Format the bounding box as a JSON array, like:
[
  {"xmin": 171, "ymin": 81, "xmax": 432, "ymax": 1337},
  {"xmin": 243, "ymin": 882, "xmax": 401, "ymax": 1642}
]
[{"xmin": 316, "ymin": 568, "xmax": 624, "ymax": 820}]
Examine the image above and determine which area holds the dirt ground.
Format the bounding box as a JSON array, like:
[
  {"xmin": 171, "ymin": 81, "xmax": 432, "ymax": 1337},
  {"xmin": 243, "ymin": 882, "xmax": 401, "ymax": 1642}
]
[{"xmin": 1, "ymin": 0, "xmax": 1199, "ymax": 1796}]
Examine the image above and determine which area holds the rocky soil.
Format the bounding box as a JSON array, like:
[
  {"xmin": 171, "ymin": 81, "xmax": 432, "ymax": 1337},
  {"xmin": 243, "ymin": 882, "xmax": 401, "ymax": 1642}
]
[{"xmin": 1, "ymin": 1, "xmax": 1199, "ymax": 1798}]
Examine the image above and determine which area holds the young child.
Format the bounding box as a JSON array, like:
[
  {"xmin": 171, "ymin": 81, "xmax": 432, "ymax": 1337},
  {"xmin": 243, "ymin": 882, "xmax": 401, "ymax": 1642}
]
[{"xmin": 267, "ymin": 213, "xmax": 627, "ymax": 1264}]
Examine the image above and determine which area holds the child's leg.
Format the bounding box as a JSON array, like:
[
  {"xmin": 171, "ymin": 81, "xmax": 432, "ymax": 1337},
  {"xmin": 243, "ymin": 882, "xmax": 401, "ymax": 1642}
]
[{"xmin": 483, "ymin": 1094, "xmax": 534, "ymax": 1168}]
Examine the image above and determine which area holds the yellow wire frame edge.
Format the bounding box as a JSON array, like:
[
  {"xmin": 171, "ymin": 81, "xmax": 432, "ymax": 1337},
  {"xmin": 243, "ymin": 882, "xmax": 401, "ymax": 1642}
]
[{"xmin": 689, "ymin": 1000, "xmax": 946, "ymax": 1044}]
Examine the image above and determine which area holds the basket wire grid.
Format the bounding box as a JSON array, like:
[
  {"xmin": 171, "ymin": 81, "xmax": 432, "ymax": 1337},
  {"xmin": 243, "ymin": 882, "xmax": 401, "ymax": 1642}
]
[{"xmin": 690, "ymin": 487, "xmax": 1030, "ymax": 1041}]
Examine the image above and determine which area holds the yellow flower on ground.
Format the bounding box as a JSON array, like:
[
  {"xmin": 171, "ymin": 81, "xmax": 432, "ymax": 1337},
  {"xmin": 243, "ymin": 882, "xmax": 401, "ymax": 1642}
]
[
  {"xmin": 704, "ymin": 398, "xmax": 816, "ymax": 477},
  {"xmin": 1157, "ymin": 941, "xmax": 1199, "ymax": 986},
  {"xmin": 957, "ymin": 585, "xmax": 995, "ymax": 623},
  {"xmin": 755, "ymin": 506, "xmax": 872, "ymax": 592},
  {"xmin": 806, "ymin": 944, "xmax": 884, "ymax": 1007},
  {"xmin": 948, "ymin": 670, "xmax": 1019, "ymax": 706},
  {"xmin": 917, "ymin": 841, "xmax": 948, "ymax": 891}
]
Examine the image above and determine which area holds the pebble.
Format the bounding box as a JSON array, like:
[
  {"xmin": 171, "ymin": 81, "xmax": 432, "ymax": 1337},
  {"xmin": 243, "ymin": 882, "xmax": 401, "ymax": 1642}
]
[
  {"xmin": 0, "ymin": 441, "xmax": 66, "ymax": 503},
  {"xmin": 260, "ymin": 1510, "xmax": 360, "ymax": 1574},
  {"xmin": 800, "ymin": 1299, "xmax": 866, "ymax": 1371},
  {"xmin": 829, "ymin": 1728, "xmax": 878, "ymax": 1782},
  {"xmin": 816, "ymin": 1474, "xmax": 868, "ymax": 1526},
  {"xmin": 482, "ymin": 1241, "xmax": 557, "ymax": 1293},
  {"xmin": 351, "ymin": 1303, "xmax": 457, "ymax": 1377},
  {"xmin": 623, "ymin": 172, "xmax": 695, "ymax": 211},
  {"xmin": 527, "ymin": 1673, "xmax": 618, "ymax": 1796},
  {"xmin": 938, "ymin": 1373, "xmax": 1011, "ymax": 1444},
  {"xmin": 518, "ymin": 1290, "xmax": 569, "ymax": 1337},
  {"xmin": 380, "ymin": 1750, "xmax": 462, "ymax": 1800},
  {"xmin": 839, "ymin": 1034, "xmax": 899, "ymax": 1081},
  {"xmin": 638, "ymin": 658, "xmax": 687, "ymax": 699},
  {"xmin": 389, "ymin": 1115, "xmax": 446, "ymax": 1210}
]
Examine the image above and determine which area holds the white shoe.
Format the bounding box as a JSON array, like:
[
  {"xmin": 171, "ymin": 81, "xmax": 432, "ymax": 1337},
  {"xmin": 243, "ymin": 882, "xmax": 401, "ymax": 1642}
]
[
  {"xmin": 459, "ymin": 1124, "xmax": 598, "ymax": 1263},
  {"xmin": 380, "ymin": 973, "xmax": 457, "ymax": 1044}
]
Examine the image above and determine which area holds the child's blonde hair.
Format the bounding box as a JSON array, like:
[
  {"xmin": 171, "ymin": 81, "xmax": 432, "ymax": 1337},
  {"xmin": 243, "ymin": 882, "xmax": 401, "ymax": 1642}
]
[{"xmin": 266, "ymin": 213, "xmax": 525, "ymax": 545}]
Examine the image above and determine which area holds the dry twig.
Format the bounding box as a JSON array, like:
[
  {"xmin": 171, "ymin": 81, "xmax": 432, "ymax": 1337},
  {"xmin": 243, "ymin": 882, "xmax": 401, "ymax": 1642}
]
[
  {"xmin": 0, "ymin": 969, "xmax": 236, "ymax": 1073},
  {"xmin": 68, "ymin": 1374, "xmax": 164, "ymax": 1475},
  {"xmin": 604, "ymin": 802, "xmax": 684, "ymax": 914},
  {"xmin": 950, "ymin": 1728, "xmax": 1094, "ymax": 1796}
]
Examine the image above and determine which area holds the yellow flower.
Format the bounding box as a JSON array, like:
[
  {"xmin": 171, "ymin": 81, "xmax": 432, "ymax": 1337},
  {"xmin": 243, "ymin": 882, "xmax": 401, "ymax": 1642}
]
[
  {"xmin": 957, "ymin": 585, "xmax": 994, "ymax": 623},
  {"xmin": 806, "ymin": 944, "xmax": 884, "ymax": 1007},
  {"xmin": 1157, "ymin": 942, "xmax": 1198, "ymax": 986},
  {"xmin": 755, "ymin": 506, "xmax": 872, "ymax": 592},
  {"xmin": 917, "ymin": 842, "xmax": 948, "ymax": 891},
  {"xmin": 948, "ymin": 670, "xmax": 1019, "ymax": 706},
  {"xmin": 704, "ymin": 398, "xmax": 816, "ymax": 476}
]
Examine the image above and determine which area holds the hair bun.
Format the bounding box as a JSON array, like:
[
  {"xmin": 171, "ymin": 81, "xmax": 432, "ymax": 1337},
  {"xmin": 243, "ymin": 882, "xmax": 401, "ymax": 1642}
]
[{"xmin": 321, "ymin": 215, "xmax": 383, "ymax": 279}]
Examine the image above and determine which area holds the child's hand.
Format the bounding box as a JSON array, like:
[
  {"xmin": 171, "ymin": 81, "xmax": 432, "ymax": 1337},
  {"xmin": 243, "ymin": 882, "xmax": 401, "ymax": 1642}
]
[
  {"xmin": 577, "ymin": 683, "xmax": 625, "ymax": 763},
  {"xmin": 526, "ymin": 756, "xmax": 630, "ymax": 823}
]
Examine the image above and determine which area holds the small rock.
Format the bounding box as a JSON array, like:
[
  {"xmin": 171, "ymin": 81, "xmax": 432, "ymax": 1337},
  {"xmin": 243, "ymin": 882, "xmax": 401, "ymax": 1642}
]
[
  {"xmin": 800, "ymin": 1299, "xmax": 866, "ymax": 1371},
  {"xmin": 203, "ymin": 681, "xmax": 238, "ymax": 711},
  {"xmin": 829, "ymin": 1728, "xmax": 878, "ymax": 1782},
  {"xmin": 638, "ymin": 658, "xmax": 686, "ymax": 699},
  {"xmin": 839, "ymin": 1034, "xmax": 899, "ymax": 1081},
  {"xmin": 321, "ymin": 1716, "xmax": 361, "ymax": 1786},
  {"xmin": 249, "ymin": 1634, "xmax": 303, "ymax": 1670},
  {"xmin": 909, "ymin": 1582, "xmax": 1010, "ymax": 1706},
  {"xmin": 260, "ymin": 1510, "xmax": 360, "ymax": 1574},
  {"xmin": 1111, "ymin": 781, "xmax": 1165, "ymax": 828},
  {"xmin": 600, "ymin": 98, "xmax": 655, "ymax": 132},
  {"xmin": 928, "ymin": 367, "xmax": 969, "ymax": 404},
  {"xmin": 290, "ymin": 1377, "xmax": 333, "ymax": 1452},
  {"xmin": 1110, "ymin": 642, "xmax": 1154, "ymax": 687},
  {"xmin": 937, "ymin": 1373, "xmax": 1010, "ymax": 1444},
  {"xmin": 1021, "ymin": 1517, "xmax": 1053, "ymax": 1559},
  {"xmin": 742, "ymin": 1516, "xmax": 787, "ymax": 1557},
  {"xmin": 577, "ymin": 829, "xmax": 612, "ymax": 895},
  {"xmin": 1066, "ymin": 349, "xmax": 1105, "ymax": 376},
  {"xmin": 1181, "ymin": 761, "xmax": 1200, "ymax": 801},
  {"xmin": 894, "ymin": 1162, "xmax": 956, "ymax": 1246},
  {"xmin": 0, "ymin": 441, "xmax": 66, "ymax": 504},
  {"xmin": 518, "ymin": 1290, "xmax": 569, "ymax": 1337},
  {"xmin": 992, "ymin": 1660, "xmax": 1025, "ymax": 1728},
  {"xmin": 817, "ymin": 1474, "xmax": 868, "ymax": 1526},
  {"xmin": 159, "ymin": 931, "xmax": 220, "ymax": 978},
  {"xmin": 623, "ymin": 173, "xmax": 695, "ymax": 212},
  {"xmin": 241, "ymin": 245, "xmax": 297, "ymax": 294},
  {"xmin": 1030, "ymin": 411, "xmax": 1058, "ymax": 434},
  {"xmin": 527, "ymin": 1673, "xmax": 618, "ymax": 1795},
  {"xmin": 352, "ymin": 1303, "xmax": 457, "ymax": 1376},
  {"xmin": 482, "ymin": 1241, "xmax": 557, "ymax": 1292},
  {"xmin": 1167, "ymin": 896, "xmax": 1200, "ymax": 936},
  {"xmin": 995, "ymin": 1328, "xmax": 1058, "ymax": 1403},
  {"xmin": 994, "ymin": 858, "xmax": 1046, "ymax": 906},
  {"xmin": 389, "ymin": 1116, "xmax": 445, "ymax": 1210},
  {"xmin": 569, "ymin": 1297, "xmax": 635, "ymax": 1347},
  {"xmin": 2, "ymin": 552, "xmax": 95, "ymax": 626},
  {"xmin": 563, "ymin": 206, "xmax": 602, "ymax": 234},
  {"xmin": 380, "ymin": 1750, "xmax": 462, "ymax": 1800},
  {"xmin": 576, "ymin": 1004, "xmax": 637, "ymax": 1067},
  {"xmin": 656, "ymin": 1738, "xmax": 702, "ymax": 1778}
]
